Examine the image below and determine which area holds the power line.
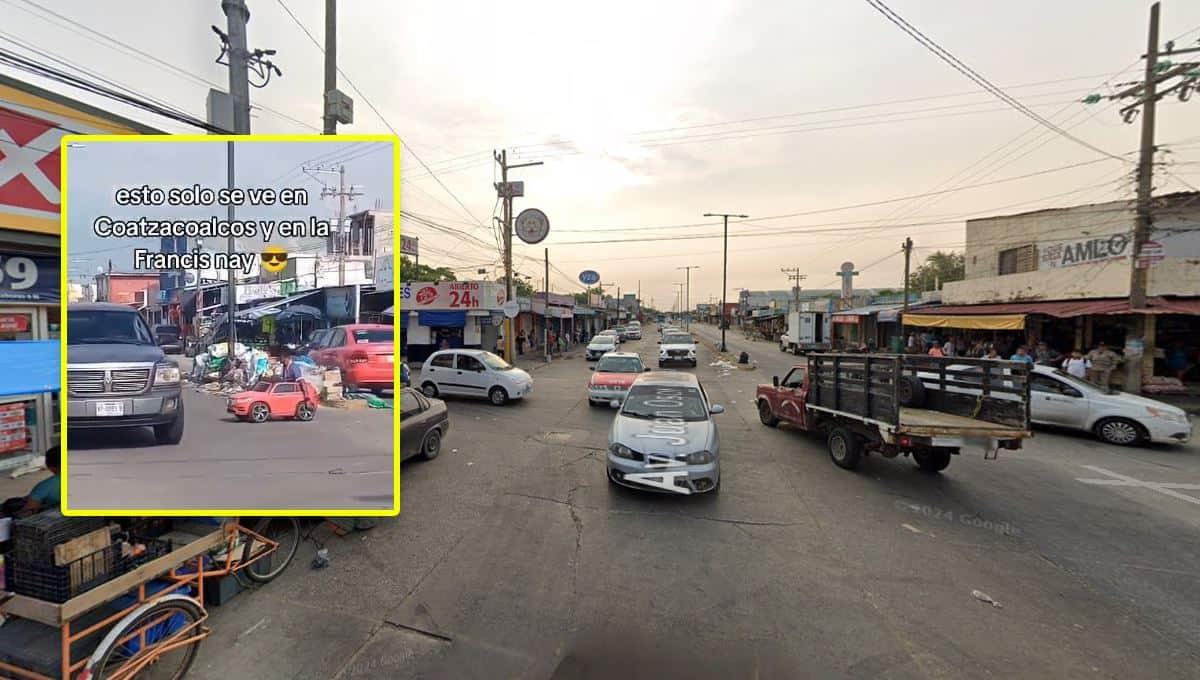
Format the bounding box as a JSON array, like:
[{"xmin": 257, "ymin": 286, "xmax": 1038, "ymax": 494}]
[
  {"xmin": 865, "ymin": 0, "xmax": 1129, "ymax": 164},
  {"xmin": 274, "ymin": 0, "xmax": 491, "ymax": 238}
]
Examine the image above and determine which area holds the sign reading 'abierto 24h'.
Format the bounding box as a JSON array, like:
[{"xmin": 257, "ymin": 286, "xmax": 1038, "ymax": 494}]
[{"xmin": 1039, "ymin": 232, "xmax": 1131, "ymax": 269}]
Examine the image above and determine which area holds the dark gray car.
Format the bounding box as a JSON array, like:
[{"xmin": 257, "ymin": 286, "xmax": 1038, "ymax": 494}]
[
  {"xmin": 67, "ymin": 302, "xmax": 185, "ymax": 445},
  {"xmin": 400, "ymin": 387, "xmax": 449, "ymax": 461}
]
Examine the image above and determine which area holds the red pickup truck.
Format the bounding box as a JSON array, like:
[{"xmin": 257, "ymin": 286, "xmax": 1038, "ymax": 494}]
[{"xmin": 755, "ymin": 354, "xmax": 1032, "ymax": 473}]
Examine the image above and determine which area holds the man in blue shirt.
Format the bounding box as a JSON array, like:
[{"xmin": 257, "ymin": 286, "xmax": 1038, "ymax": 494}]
[
  {"xmin": 280, "ymin": 350, "xmax": 304, "ymax": 381},
  {"xmin": 2, "ymin": 446, "xmax": 59, "ymax": 518},
  {"xmin": 1009, "ymin": 346, "xmax": 1035, "ymax": 364}
]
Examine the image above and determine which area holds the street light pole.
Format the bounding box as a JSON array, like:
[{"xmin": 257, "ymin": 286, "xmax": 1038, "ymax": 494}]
[
  {"xmin": 704, "ymin": 212, "xmax": 748, "ymax": 352},
  {"xmin": 676, "ymin": 265, "xmax": 699, "ymax": 331}
]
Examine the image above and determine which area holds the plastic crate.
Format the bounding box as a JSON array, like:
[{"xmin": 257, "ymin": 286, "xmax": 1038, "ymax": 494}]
[
  {"xmin": 9, "ymin": 536, "xmax": 173, "ymax": 604},
  {"xmin": 11, "ymin": 511, "xmax": 107, "ymax": 566}
]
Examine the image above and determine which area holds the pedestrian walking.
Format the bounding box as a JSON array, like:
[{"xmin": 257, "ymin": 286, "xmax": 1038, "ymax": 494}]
[
  {"xmin": 517, "ymin": 330, "xmax": 526, "ymax": 356},
  {"xmin": 1085, "ymin": 342, "xmax": 1121, "ymax": 388}
]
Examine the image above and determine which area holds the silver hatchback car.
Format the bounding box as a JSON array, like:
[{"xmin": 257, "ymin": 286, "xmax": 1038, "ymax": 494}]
[{"xmin": 606, "ymin": 372, "xmax": 724, "ymax": 495}]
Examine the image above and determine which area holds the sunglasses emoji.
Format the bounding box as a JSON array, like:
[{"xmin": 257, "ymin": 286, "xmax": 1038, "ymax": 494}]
[{"xmin": 260, "ymin": 246, "xmax": 289, "ymax": 273}]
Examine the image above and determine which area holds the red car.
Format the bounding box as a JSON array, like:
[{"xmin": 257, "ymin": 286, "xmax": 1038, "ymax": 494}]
[
  {"xmin": 587, "ymin": 352, "xmax": 649, "ymax": 407},
  {"xmin": 309, "ymin": 323, "xmax": 396, "ymax": 393},
  {"xmin": 228, "ymin": 380, "xmax": 319, "ymax": 423}
]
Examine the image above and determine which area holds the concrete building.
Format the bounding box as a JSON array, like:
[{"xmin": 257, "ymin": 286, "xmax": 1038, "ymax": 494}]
[{"xmin": 924, "ymin": 193, "xmax": 1200, "ymax": 392}]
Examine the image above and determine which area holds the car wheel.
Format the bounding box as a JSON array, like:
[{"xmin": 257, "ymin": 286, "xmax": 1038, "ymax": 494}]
[
  {"xmin": 153, "ymin": 407, "xmax": 185, "ymax": 445},
  {"xmin": 913, "ymin": 449, "xmax": 953, "ymax": 473},
  {"xmin": 897, "ymin": 375, "xmax": 927, "ymax": 408},
  {"xmin": 295, "ymin": 400, "xmax": 315, "ymax": 421},
  {"xmin": 249, "ymin": 402, "xmax": 270, "ymax": 423},
  {"xmin": 1094, "ymin": 417, "xmax": 1145, "ymax": 446},
  {"xmin": 587, "ymin": 399, "xmax": 599, "ymax": 408},
  {"xmin": 758, "ymin": 400, "xmax": 779, "ymax": 427},
  {"xmin": 827, "ymin": 427, "xmax": 863, "ymax": 470},
  {"xmin": 658, "ymin": 361, "xmax": 665, "ymax": 368},
  {"xmin": 489, "ymin": 386, "xmax": 509, "ymax": 406},
  {"xmin": 420, "ymin": 429, "xmax": 442, "ymax": 460},
  {"xmin": 691, "ymin": 360, "xmax": 698, "ymax": 367},
  {"xmin": 421, "ymin": 382, "xmax": 439, "ymax": 398}
]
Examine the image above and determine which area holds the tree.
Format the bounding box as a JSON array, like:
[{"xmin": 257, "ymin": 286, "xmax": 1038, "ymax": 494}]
[
  {"xmin": 908, "ymin": 251, "xmax": 964, "ymax": 292},
  {"xmin": 503, "ymin": 276, "xmax": 535, "ymax": 298},
  {"xmin": 574, "ymin": 287, "xmax": 603, "ymax": 305},
  {"xmin": 399, "ymin": 256, "xmax": 456, "ymax": 282}
]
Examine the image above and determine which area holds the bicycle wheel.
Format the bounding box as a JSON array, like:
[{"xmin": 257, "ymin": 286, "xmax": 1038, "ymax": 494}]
[
  {"xmin": 89, "ymin": 595, "xmax": 205, "ymax": 680},
  {"xmin": 240, "ymin": 517, "xmax": 301, "ymax": 583}
]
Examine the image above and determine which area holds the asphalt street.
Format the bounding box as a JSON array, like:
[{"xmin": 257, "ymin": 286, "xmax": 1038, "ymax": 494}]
[
  {"xmin": 65, "ymin": 374, "xmax": 395, "ymax": 511},
  {"xmin": 185, "ymin": 324, "xmax": 1199, "ymax": 680}
]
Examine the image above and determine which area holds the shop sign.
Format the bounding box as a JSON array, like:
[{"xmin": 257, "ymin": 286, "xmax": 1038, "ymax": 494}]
[
  {"xmin": 225, "ymin": 282, "xmax": 283, "ymax": 305},
  {"xmin": 534, "ymin": 291, "xmax": 575, "ymax": 307},
  {"xmin": 0, "ymin": 314, "xmax": 29, "ymax": 332},
  {"xmin": 400, "ymin": 281, "xmax": 506, "ymax": 310},
  {"xmin": 1039, "ymin": 232, "xmax": 1131, "ymax": 268},
  {"xmin": 832, "ymin": 314, "xmax": 859, "ymax": 324},
  {"xmin": 0, "ymin": 253, "xmax": 58, "ymax": 303},
  {"xmin": 374, "ymin": 254, "xmax": 394, "ymax": 293},
  {"xmin": 400, "ymin": 235, "xmax": 419, "ymax": 257}
]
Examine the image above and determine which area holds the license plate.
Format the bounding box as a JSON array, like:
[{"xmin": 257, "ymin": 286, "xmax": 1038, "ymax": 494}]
[{"xmin": 95, "ymin": 401, "xmax": 124, "ymax": 417}]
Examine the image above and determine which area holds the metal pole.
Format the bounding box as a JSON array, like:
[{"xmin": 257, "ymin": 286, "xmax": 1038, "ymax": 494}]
[
  {"xmin": 337, "ymin": 165, "xmax": 347, "ymax": 286},
  {"xmin": 902, "ymin": 237, "xmax": 913, "ymax": 312},
  {"xmin": 544, "ymin": 247, "xmax": 550, "ymax": 362},
  {"xmin": 222, "ymin": 0, "xmax": 251, "ymax": 358},
  {"xmin": 721, "ymin": 216, "xmax": 728, "ymax": 352},
  {"xmin": 501, "ymin": 151, "xmax": 514, "ymax": 362},
  {"xmin": 322, "ymin": 0, "xmax": 337, "ymax": 135}
]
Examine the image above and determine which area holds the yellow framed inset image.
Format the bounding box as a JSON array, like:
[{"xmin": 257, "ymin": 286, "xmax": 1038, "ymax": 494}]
[{"xmin": 59, "ymin": 134, "xmax": 401, "ymax": 517}]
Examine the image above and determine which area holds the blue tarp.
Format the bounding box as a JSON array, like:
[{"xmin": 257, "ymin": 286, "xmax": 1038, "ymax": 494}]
[
  {"xmin": 0, "ymin": 341, "xmax": 59, "ymax": 396},
  {"xmin": 418, "ymin": 310, "xmax": 467, "ymax": 327}
]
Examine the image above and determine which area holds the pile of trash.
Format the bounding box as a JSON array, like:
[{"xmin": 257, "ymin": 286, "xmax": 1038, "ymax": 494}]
[{"xmin": 1142, "ymin": 375, "xmax": 1188, "ymax": 395}]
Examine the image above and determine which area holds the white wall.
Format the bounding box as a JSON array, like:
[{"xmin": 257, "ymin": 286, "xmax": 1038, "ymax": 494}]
[
  {"xmin": 406, "ymin": 313, "xmax": 431, "ymax": 344},
  {"xmin": 944, "ymin": 195, "xmax": 1200, "ymax": 304}
]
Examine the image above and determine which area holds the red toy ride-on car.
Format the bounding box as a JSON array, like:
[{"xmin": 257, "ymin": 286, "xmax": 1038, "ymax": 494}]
[{"xmin": 228, "ymin": 380, "xmax": 319, "ymax": 423}]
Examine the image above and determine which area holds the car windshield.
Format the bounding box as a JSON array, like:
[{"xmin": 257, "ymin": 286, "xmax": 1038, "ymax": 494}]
[
  {"xmin": 597, "ymin": 356, "xmax": 642, "ymax": 373},
  {"xmin": 663, "ymin": 334, "xmax": 692, "ymax": 345},
  {"xmin": 621, "ymin": 384, "xmax": 709, "ymax": 421},
  {"xmin": 68, "ymin": 310, "xmax": 155, "ymax": 345},
  {"xmin": 591, "ymin": 337, "xmax": 616, "ymax": 346},
  {"xmin": 479, "ymin": 351, "xmax": 514, "ymax": 371},
  {"xmin": 353, "ymin": 329, "xmax": 392, "ymax": 344}
]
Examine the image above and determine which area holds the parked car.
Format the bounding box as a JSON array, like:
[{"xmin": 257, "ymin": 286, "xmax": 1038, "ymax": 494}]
[
  {"xmin": 586, "ymin": 335, "xmax": 619, "ymax": 360},
  {"xmin": 67, "ymin": 302, "xmax": 185, "ymax": 445},
  {"xmin": 227, "ymin": 380, "xmax": 319, "ymax": 423},
  {"xmin": 658, "ymin": 331, "xmax": 698, "ymax": 367},
  {"xmin": 309, "ymin": 324, "xmax": 395, "ymax": 393},
  {"xmin": 587, "ymin": 352, "xmax": 649, "ymax": 406},
  {"xmin": 298, "ymin": 328, "xmax": 332, "ymax": 356},
  {"xmin": 419, "ymin": 349, "xmax": 533, "ymax": 406},
  {"xmin": 153, "ymin": 324, "xmax": 182, "ymax": 354},
  {"xmin": 607, "ymin": 371, "xmax": 724, "ymax": 494},
  {"xmin": 400, "ymin": 387, "xmax": 449, "ymax": 461},
  {"xmin": 612, "ymin": 326, "xmax": 628, "ymax": 342},
  {"xmin": 916, "ymin": 363, "xmax": 1191, "ymax": 446}
]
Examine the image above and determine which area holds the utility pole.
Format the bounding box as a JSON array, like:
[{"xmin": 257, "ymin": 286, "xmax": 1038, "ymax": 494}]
[
  {"xmin": 308, "ymin": 164, "xmax": 363, "ymax": 286},
  {"xmin": 781, "ymin": 267, "xmax": 806, "ymax": 312},
  {"xmin": 214, "ymin": 0, "xmax": 280, "ymax": 357},
  {"xmin": 1091, "ymin": 2, "xmax": 1199, "ymax": 390},
  {"xmin": 322, "ymin": 0, "xmax": 337, "ymax": 134},
  {"xmin": 495, "ymin": 149, "xmax": 543, "ymax": 362},
  {"xmin": 677, "ymin": 266, "xmax": 699, "ymax": 330},
  {"xmin": 544, "ymin": 247, "xmax": 550, "ymax": 363},
  {"xmin": 901, "ymin": 237, "xmax": 914, "ymax": 313},
  {"xmin": 704, "ymin": 212, "xmax": 748, "ymax": 352},
  {"xmin": 673, "ymin": 283, "xmax": 685, "ymax": 317}
]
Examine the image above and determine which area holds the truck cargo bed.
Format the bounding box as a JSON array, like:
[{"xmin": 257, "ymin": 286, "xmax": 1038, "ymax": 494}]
[{"xmin": 899, "ymin": 407, "xmax": 1030, "ymax": 438}]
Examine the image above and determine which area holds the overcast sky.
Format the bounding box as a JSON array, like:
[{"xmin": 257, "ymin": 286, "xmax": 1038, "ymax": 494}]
[
  {"xmin": 64, "ymin": 139, "xmax": 393, "ymax": 277},
  {"xmin": 6, "ymin": 0, "xmax": 1200, "ymax": 309}
]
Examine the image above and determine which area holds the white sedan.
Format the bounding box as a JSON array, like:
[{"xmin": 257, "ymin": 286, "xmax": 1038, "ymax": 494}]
[{"xmin": 916, "ymin": 364, "xmax": 1191, "ymax": 446}]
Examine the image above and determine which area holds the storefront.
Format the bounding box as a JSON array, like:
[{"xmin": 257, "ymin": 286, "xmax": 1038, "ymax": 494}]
[
  {"xmin": 830, "ymin": 303, "xmax": 903, "ymax": 350},
  {"xmin": 400, "ymin": 281, "xmax": 506, "ymax": 363},
  {"xmin": 0, "ymin": 241, "xmax": 60, "ymax": 471}
]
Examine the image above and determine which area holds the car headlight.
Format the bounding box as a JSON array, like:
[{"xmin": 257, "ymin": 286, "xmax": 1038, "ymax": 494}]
[
  {"xmin": 609, "ymin": 443, "xmax": 635, "ymax": 459},
  {"xmin": 1146, "ymin": 406, "xmax": 1188, "ymax": 424},
  {"xmin": 686, "ymin": 450, "xmax": 715, "ymax": 465},
  {"xmin": 155, "ymin": 364, "xmax": 181, "ymax": 384}
]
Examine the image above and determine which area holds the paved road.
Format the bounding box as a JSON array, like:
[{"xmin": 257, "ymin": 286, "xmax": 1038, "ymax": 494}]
[
  {"xmin": 188, "ymin": 326, "xmax": 1199, "ymax": 679},
  {"xmin": 65, "ymin": 380, "xmax": 395, "ymax": 511}
]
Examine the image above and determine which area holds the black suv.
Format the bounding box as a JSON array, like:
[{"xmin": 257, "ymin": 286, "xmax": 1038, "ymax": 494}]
[
  {"xmin": 153, "ymin": 324, "xmax": 182, "ymax": 354},
  {"xmin": 67, "ymin": 302, "xmax": 185, "ymax": 445}
]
